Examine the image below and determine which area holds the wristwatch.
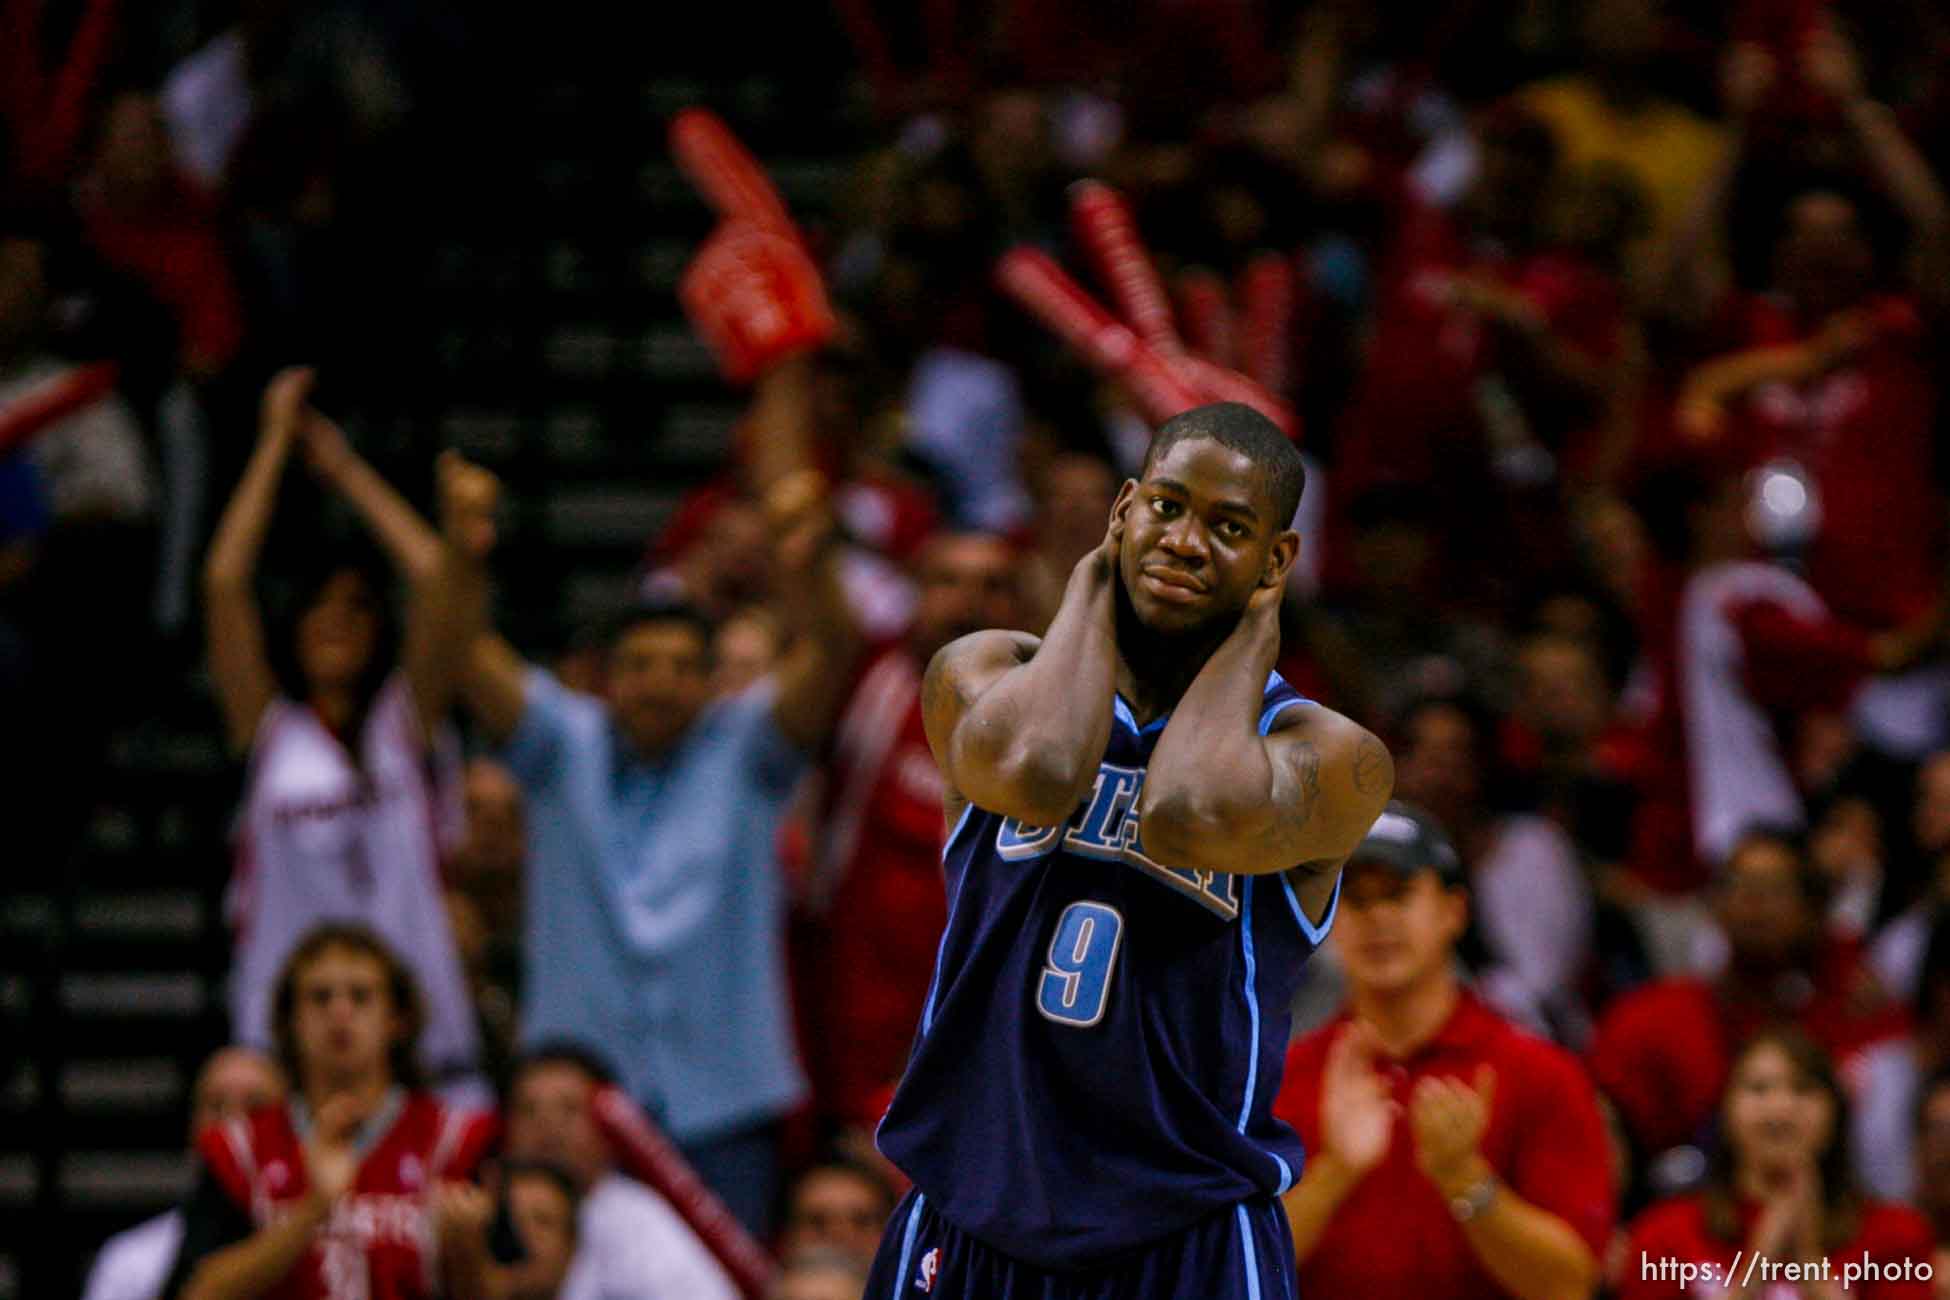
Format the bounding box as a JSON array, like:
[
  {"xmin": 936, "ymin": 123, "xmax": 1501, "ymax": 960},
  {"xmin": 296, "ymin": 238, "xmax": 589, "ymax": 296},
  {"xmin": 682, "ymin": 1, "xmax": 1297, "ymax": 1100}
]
[{"xmin": 1449, "ymin": 1174, "xmax": 1499, "ymax": 1223}]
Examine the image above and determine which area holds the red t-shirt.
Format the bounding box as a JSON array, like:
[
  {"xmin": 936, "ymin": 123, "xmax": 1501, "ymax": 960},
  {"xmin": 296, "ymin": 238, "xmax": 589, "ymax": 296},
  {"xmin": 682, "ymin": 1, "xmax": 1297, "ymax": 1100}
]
[
  {"xmin": 1589, "ymin": 958, "xmax": 1909, "ymax": 1155},
  {"xmin": 1715, "ymin": 292, "xmax": 1940, "ymax": 631},
  {"xmin": 1617, "ymin": 1193, "xmax": 1934, "ymax": 1299},
  {"xmin": 184, "ymin": 1093, "xmax": 494, "ymax": 1300},
  {"xmin": 791, "ymin": 641, "xmax": 948, "ymax": 1126},
  {"xmin": 1274, "ymin": 991, "xmax": 1616, "ymax": 1298},
  {"xmin": 78, "ymin": 173, "xmax": 246, "ymax": 376}
]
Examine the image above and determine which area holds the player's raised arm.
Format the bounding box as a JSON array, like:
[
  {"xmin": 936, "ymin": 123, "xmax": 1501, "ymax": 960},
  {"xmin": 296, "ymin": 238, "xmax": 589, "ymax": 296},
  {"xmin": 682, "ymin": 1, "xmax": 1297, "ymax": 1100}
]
[
  {"xmin": 921, "ymin": 523, "xmax": 1122, "ymax": 827},
  {"xmin": 1137, "ymin": 579, "xmax": 1392, "ymax": 878},
  {"xmin": 202, "ymin": 367, "xmax": 309, "ymax": 753}
]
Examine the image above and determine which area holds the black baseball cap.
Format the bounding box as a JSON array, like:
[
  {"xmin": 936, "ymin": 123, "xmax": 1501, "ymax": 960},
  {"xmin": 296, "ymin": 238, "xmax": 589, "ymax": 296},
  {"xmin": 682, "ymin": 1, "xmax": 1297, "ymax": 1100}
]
[{"xmin": 1347, "ymin": 801, "xmax": 1465, "ymax": 888}]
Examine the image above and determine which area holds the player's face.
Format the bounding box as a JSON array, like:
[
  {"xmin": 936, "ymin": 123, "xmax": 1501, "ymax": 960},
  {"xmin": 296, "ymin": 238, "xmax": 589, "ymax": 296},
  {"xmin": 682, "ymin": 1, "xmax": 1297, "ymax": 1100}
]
[
  {"xmin": 1332, "ymin": 864, "xmax": 1466, "ymax": 994},
  {"xmin": 506, "ymin": 1172, "xmax": 577, "ymax": 1274},
  {"xmin": 1114, "ymin": 439, "xmax": 1290, "ymax": 635},
  {"xmin": 1724, "ymin": 1041, "xmax": 1835, "ymax": 1176},
  {"xmin": 606, "ymin": 621, "xmax": 712, "ymax": 757},
  {"xmin": 190, "ymin": 1048, "xmax": 284, "ymax": 1140},
  {"xmin": 290, "ymin": 946, "xmax": 402, "ymax": 1084},
  {"xmin": 505, "ymin": 1063, "xmax": 608, "ymax": 1190},
  {"xmin": 297, "ymin": 569, "xmax": 382, "ymax": 692},
  {"xmin": 784, "ymin": 1168, "xmax": 892, "ymax": 1260},
  {"xmin": 911, "ymin": 534, "xmax": 1020, "ymax": 657}
]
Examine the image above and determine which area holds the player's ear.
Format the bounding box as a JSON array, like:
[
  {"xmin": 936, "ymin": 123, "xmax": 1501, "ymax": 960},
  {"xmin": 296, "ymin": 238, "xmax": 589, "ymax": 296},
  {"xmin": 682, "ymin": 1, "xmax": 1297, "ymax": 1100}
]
[
  {"xmin": 1110, "ymin": 480, "xmax": 1138, "ymax": 530},
  {"xmin": 1261, "ymin": 530, "xmax": 1300, "ymax": 589}
]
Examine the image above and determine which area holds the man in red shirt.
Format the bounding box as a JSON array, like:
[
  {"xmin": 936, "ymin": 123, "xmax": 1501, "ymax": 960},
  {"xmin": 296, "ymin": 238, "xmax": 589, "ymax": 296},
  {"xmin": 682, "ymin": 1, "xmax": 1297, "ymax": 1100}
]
[
  {"xmin": 164, "ymin": 924, "xmax": 496, "ymax": 1300},
  {"xmin": 1275, "ymin": 803, "xmax": 1613, "ymax": 1299},
  {"xmin": 1590, "ymin": 826, "xmax": 1910, "ymax": 1161},
  {"xmin": 792, "ymin": 530, "xmax": 1023, "ymax": 1129}
]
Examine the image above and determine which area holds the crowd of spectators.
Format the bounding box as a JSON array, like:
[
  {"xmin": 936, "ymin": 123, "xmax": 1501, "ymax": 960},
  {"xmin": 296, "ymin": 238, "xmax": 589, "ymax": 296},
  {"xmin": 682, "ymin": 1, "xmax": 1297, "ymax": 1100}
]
[{"xmin": 12, "ymin": 0, "xmax": 1950, "ymax": 1296}]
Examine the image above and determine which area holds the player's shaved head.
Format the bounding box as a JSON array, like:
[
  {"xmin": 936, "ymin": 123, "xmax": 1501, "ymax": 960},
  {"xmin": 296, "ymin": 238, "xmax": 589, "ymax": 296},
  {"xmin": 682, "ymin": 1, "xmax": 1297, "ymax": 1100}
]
[{"xmin": 1141, "ymin": 403, "xmax": 1305, "ymax": 528}]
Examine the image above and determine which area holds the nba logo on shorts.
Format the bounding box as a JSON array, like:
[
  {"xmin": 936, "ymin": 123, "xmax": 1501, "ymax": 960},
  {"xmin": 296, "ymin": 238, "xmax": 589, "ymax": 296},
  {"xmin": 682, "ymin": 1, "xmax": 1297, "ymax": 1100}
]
[{"xmin": 914, "ymin": 1246, "xmax": 940, "ymax": 1292}]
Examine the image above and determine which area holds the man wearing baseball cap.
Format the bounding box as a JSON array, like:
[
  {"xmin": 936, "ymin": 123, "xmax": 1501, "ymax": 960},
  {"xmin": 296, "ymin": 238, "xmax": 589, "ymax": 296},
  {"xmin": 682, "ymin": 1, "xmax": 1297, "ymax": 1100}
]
[{"xmin": 1273, "ymin": 802, "xmax": 1615, "ymax": 1298}]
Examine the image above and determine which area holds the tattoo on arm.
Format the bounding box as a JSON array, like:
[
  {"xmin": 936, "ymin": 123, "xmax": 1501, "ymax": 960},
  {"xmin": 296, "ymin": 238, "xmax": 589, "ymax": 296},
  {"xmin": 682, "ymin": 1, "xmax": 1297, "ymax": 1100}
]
[
  {"xmin": 1286, "ymin": 739, "xmax": 1322, "ymax": 829},
  {"xmin": 1353, "ymin": 735, "xmax": 1391, "ymax": 796}
]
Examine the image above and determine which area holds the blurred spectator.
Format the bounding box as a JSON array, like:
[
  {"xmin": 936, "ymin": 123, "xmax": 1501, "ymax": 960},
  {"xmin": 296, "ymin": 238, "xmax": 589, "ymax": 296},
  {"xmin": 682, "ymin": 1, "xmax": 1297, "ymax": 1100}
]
[
  {"xmin": 1915, "ymin": 1071, "xmax": 1950, "ymax": 1267},
  {"xmin": 162, "ymin": 924, "xmax": 496, "ymax": 1300},
  {"xmin": 1869, "ymin": 754, "xmax": 1950, "ymax": 1006},
  {"xmin": 502, "ymin": 1045, "xmax": 738, "ymax": 1300},
  {"xmin": 1654, "ymin": 24, "xmax": 1950, "ymax": 759},
  {"xmin": 767, "ymin": 1247, "xmax": 868, "ymax": 1300},
  {"xmin": 1326, "ymin": 101, "xmax": 1623, "ymax": 617},
  {"xmin": 456, "ymin": 361, "xmax": 863, "ymax": 1231},
  {"xmin": 81, "ymin": 1047, "xmax": 285, "ymax": 1300},
  {"xmin": 1849, "ymin": 911, "xmax": 1950, "ymax": 1204},
  {"xmin": 713, "ymin": 604, "xmax": 783, "ymax": 698},
  {"xmin": 1502, "ymin": 625, "xmax": 1641, "ymax": 866},
  {"xmin": 444, "ymin": 757, "xmax": 526, "ymax": 1086},
  {"xmin": 1276, "ymin": 802, "xmax": 1612, "ymax": 1299},
  {"xmin": 779, "ymin": 1157, "xmax": 895, "ymax": 1263},
  {"xmin": 0, "ymin": 226, "xmax": 154, "ymax": 526},
  {"xmin": 75, "ymin": 90, "xmax": 245, "ymax": 383},
  {"xmin": 204, "ymin": 370, "xmax": 480, "ymax": 1096},
  {"xmin": 1614, "ymin": 1027, "xmax": 1933, "ymax": 1299},
  {"xmin": 488, "ymin": 1161, "xmax": 581, "ymax": 1300},
  {"xmin": 1589, "ymin": 827, "xmax": 1909, "ymax": 1168},
  {"xmin": 1619, "ymin": 468, "xmax": 1941, "ymax": 918},
  {"xmin": 1018, "ymin": 450, "xmax": 1123, "ymax": 633},
  {"xmin": 0, "ymin": 0, "xmax": 118, "ymax": 194},
  {"xmin": 792, "ymin": 530, "xmax": 1021, "ymax": 1132},
  {"xmin": 160, "ymin": 0, "xmax": 406, "ymax": 196},
  {"xmin": 1517, "ymin": 0, "xmax": 1727, "ymax": 253},
  {"xmin": 1392, "ymin": 694, "xmax": 1595, "ymax": 1039}
]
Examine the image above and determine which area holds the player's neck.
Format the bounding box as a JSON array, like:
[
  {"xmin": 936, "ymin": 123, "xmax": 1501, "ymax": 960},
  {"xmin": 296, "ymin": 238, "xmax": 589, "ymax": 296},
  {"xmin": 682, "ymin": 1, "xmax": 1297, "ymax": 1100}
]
[
  {"xmin": 1112, "ymin": 584, "xmax": 1233, "ymax": 724},
  {"xmin": 1352, "ymin": 968, "xmax": 1459, "ymax": 1060}
]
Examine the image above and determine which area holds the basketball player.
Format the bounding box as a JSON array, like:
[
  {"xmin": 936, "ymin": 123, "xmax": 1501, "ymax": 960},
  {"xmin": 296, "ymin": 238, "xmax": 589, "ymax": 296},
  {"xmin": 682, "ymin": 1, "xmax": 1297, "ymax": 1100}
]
[
  {"xmin": 164, "ymin": 924, "xmax": 496, "ymax": 1300},
  {"xmin": 870, "ymin": 402, "xmax": 1394, "ymax": 1298}
]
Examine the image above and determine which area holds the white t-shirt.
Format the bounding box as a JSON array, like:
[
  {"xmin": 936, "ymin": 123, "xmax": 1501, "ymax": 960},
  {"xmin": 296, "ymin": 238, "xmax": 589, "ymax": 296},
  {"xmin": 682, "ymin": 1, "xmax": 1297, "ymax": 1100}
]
[
  {"xmin": 560, "ymin": 1174, "xmax": 739, "ymax": 1300},
  {"xmin": 81, "ymin": 1210, "xmax": 181, "ymax": 1300},
  {"xmin": 228, "ymin": 672, "xmax": 478, "ymax": 1075}
]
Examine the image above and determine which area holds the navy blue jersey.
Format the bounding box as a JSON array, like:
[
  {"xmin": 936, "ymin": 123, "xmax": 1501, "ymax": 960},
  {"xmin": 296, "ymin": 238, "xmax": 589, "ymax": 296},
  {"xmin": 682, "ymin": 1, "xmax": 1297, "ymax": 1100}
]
[{"xmin": 876, "ymin": 672, "xmax": 1339, "ymax": 1271}]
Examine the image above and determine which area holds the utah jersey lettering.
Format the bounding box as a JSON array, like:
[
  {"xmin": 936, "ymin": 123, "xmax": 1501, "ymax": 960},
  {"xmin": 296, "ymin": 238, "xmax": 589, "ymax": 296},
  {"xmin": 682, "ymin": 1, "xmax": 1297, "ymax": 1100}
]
[
  {"xmin": 877, "ymin": 672, "xmax": 1340, "ymax": 1271},
  {"xmin": 995, "ymin": 763, "xmax": 1242, "ymax": 919}
]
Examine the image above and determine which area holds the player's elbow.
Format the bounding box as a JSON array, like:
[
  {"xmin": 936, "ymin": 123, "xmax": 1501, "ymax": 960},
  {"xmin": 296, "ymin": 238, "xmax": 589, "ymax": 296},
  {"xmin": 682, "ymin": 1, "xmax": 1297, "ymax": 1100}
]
[
  {"xmin": 1137, "ymin": 789, "xmax": 1271, "ymax": 876},
  {"xmin": 964, "ymin": 741, "xmax": 1094, "ymax": 828}
]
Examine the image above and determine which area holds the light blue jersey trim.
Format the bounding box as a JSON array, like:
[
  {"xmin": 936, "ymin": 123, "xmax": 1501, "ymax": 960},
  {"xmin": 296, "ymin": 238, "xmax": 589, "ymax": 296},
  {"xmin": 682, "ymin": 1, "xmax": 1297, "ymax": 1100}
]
[
  {"xmin": 918, "ymin": 804, "xmax": 976, "ymax": 1037},
  {"xmin": 1282, "ymin": 867, "xmax": 1343, "ymax": 947},
  {"xmin": 1113, "ymin": 694, "xmax": 1139, "ymax": 733},
  {"xmin": 891, "ymin": 1193, "xmax": 926, "ymax": 1298},
  {"xmin": 1237, "ymin": 1204, "xmax": 1264, "ymax": 1300},
  {"xmin": 1234, "ymin": 878, "xmax": 1262, "ymax": 1135},
  {"xmin": 1257, "ymin": 696, "xmax": 1310, "ymax": 736}
]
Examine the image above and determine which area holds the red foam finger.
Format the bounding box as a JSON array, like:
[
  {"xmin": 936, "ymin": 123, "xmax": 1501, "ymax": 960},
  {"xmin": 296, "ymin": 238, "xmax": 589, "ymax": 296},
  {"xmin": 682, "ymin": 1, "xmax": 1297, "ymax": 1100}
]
[
  {"xmin": 997, "ymin": 248, "xmax": 1202, "ymax": 422},
  {"xmin": 1174, "ymin": 354, "xmax": 1301, "ymax": 444},
  {"xmin": 680, "ymin": 221, "xmax": 836, "ymax": 384},
  {"xmin": 1069, "ymin": 181, "xmax": 1181, "ymax": 355},
  {"xmin": 1175, "ymin": 269, "xmax": 1235, "ymax": 367},
  {"xmin": 1236, "ymin": 253, "xmax": 1296, "ymax": 397},
  {"xmin": 669, "ymin": 108, "xmax": 795, "ymax": 237}
]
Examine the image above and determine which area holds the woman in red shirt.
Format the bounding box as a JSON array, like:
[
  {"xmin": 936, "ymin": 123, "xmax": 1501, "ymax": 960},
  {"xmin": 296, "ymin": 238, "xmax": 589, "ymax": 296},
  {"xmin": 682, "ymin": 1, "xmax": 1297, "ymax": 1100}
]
[{"xmin": 1617, "ymin": 1027, "xmax": 1933, "ymax": 1298}]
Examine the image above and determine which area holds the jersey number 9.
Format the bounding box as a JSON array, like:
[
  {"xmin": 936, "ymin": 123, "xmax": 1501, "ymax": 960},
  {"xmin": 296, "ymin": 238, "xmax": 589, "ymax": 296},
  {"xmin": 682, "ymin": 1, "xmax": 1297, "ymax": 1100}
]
[{"xmin": 1037, "ymin": 901, "xmax": 1124, "ymax": 1028}]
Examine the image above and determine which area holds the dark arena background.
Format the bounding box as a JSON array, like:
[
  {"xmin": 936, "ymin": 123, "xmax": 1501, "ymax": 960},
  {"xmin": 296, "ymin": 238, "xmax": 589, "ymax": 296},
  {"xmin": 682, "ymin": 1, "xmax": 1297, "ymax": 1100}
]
[{"xmin": 7, "ymin": 1, "xmax": 1950, "ymax": 1297}]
